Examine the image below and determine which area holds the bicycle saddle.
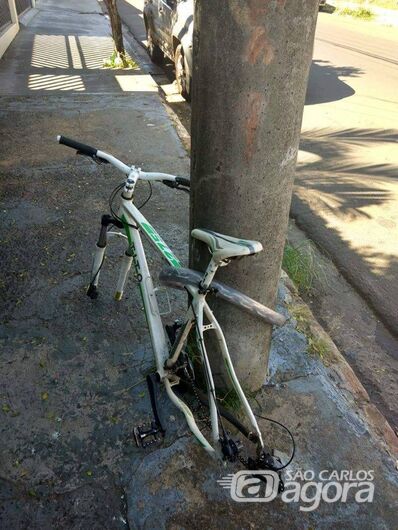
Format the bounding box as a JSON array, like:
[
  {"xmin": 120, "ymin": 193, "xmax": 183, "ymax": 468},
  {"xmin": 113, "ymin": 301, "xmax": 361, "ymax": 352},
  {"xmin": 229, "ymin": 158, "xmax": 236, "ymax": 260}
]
[{"xmin": 191, "ymin": 228, "xmax": 263, "ymax": 262}]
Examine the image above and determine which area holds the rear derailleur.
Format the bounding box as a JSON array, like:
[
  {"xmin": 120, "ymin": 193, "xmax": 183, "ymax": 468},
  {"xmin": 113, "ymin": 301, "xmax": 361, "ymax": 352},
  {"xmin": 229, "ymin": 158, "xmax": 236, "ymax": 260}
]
[{"xmin": 247, "ymin": 451, "xmax": 285, "ymax": 493}]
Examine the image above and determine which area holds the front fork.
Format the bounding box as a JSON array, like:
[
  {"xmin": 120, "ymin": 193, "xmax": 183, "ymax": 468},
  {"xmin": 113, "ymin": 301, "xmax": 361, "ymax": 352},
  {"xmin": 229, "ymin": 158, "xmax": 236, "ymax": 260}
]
[{"xmin": 87, "ymin": 214, "xmax": 131, "ymax": 299}]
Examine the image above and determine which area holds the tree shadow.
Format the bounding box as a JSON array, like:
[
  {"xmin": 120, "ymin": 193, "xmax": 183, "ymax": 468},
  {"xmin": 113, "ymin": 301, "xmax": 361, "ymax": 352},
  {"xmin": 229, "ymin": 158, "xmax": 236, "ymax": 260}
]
[
  {"xmin": 297, "ymin": 128, "xmax": 397, "ymax": 218},
  {"xmin": 305, "ymin": 60, "xmax": 363, "ymax": 105},
  {"xmin": 293, "ymin": 126, "xmax": 398, "ymax": 335},
  {"xmin": 291, "ymin": 196, "xmax": 398, "ymax": 336}
]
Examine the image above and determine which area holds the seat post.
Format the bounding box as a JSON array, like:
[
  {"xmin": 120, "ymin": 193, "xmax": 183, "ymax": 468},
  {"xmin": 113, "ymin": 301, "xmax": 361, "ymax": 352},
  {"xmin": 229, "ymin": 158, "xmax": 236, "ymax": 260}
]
[{"xmin": 199, "ymin": 257, "xmax": 220, "ymax": 292}]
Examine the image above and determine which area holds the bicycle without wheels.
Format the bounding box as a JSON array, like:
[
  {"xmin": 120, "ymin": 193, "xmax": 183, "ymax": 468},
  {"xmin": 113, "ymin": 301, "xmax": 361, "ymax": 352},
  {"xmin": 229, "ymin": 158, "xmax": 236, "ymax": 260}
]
[{"xmin": 57, "ymin": 135, "xmax": 294, "ymax": 487}]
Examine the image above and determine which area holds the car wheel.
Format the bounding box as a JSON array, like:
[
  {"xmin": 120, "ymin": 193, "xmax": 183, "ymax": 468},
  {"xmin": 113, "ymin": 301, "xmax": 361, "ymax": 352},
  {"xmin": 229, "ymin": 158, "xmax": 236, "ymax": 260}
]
[
  {"xmin": 146, "ymin": 26, "xmax": 163, "ymax": 64},
  {"xmin": 175, "ymin": 44, "xmax": 190, "ymax": 101}
]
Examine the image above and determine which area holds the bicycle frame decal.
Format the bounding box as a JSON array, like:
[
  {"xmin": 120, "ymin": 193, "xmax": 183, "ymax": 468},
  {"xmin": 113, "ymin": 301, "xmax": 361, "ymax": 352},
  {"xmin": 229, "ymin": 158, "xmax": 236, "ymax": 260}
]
[{"xmin": 140, "ymin": 221, "xmax": 182, "ymax": 269}]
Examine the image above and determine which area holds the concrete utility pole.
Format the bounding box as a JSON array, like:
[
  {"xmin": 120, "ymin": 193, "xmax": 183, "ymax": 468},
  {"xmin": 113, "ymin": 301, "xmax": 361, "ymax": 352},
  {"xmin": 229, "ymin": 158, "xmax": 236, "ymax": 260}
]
[{"xmin": 190, "ymin": 0, "xmax": 319, "ymax": 391}]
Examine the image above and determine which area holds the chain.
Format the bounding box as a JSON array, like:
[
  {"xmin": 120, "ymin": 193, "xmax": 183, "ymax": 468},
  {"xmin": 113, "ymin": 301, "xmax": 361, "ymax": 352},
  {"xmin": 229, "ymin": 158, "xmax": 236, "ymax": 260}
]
[
  {"xmin": 184, "ymin": 362, "xmax": 212, "ymax": 430},
  {"xmin": 238, "ymin": 452, "xmax": 249, "ymax": 468},
  {"xmin": 182, "ymin": 357, "xmax": 254, "ymax": 470}
]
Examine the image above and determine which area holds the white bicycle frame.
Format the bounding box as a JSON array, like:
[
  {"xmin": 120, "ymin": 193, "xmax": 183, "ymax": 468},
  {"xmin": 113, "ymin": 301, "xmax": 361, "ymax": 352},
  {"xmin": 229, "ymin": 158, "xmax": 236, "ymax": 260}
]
[{"xmin": 87, "ymin": 156, "xmax": 266, "ymax": 459}]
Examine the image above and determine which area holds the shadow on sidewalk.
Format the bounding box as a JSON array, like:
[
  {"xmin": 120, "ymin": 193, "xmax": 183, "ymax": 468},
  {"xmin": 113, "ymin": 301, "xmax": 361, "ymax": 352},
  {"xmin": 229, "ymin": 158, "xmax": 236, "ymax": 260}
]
[{"xmin": 0, "ymin": 2, "xmax": 158, "ymax": 95}]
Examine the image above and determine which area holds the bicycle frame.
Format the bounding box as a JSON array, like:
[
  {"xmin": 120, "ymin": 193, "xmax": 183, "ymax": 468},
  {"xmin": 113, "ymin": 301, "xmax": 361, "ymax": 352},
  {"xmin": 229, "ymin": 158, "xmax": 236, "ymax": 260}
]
[
  {"xmin": 91, "ymin": 192, "xmax": 266, "ymax": 459},
  {"xmin": 56, "ymin": 135, "xmax": 289, "ymax": 473}
]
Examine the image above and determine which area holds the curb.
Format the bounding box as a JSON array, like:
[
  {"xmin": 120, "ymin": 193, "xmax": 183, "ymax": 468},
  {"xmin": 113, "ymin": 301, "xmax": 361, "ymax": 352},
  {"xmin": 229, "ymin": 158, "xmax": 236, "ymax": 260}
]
[
  {"xmin": 119, "ymin": 17, "xmax": 192, "ymax": 153},
  {"xmin": 19, "ymin": 7, "xmax": 39, "ymax": 27},
  {"xmin": 282, "ymin": 274, "xmax": 398, "ymax": 463}
]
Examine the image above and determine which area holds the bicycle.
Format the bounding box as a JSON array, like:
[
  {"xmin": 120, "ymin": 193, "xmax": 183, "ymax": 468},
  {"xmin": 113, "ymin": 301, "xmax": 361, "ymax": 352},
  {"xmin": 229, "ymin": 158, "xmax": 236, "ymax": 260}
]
[{"xmin": 57, "ymin": 135, "xmax": 294, "ymax": 486}]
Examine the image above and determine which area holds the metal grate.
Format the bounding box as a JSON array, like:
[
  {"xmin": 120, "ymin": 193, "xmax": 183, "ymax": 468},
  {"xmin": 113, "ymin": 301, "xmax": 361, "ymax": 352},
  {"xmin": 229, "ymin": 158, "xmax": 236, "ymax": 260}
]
[
  {"xmin": 0, "ymin": 0, "xmax": 12, "ymax": 32},
  {"xmin": 15, "ymin": 0, "xmax": 31, "ymax": 16}
]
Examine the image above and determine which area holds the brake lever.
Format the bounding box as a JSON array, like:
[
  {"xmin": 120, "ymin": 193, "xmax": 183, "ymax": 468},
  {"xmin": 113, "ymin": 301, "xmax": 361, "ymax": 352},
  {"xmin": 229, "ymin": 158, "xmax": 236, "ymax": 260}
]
[
  {"xmin": 76, "ymin": 151, "xmax": 108, "ymax": 164},
  {"xmin": 162, "ymin": 180, "xmax": 190, "ymax": 193}
]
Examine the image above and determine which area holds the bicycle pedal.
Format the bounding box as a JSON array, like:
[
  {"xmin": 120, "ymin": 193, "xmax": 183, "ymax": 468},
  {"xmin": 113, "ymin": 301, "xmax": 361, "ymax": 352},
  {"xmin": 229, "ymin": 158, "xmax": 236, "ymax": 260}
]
[
  {"xmin": 86, "ymin": 284, "xmax": 98, "ymax": 299},
  {"xmin": 133, "ymin": 422, "xmax": 164, "ymax": 448}
]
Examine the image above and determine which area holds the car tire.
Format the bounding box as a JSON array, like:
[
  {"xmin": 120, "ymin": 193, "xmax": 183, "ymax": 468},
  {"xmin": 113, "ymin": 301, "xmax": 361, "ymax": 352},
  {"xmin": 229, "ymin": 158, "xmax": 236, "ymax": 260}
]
[
  {"xmin": 146, "ymin": 26, "xmax": 163, "ymax": 65},
  {"xmin": 175, "ymin": 44, "xmax": 190, "ymax": 101}
]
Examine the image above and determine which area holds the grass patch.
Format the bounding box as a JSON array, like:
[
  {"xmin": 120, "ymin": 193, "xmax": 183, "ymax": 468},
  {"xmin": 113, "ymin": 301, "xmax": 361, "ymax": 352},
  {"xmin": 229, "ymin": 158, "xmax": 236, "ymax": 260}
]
[
  {"xmin": 336, "ymin": 0, "xmax": 398, "ymax": 9},
  {"xmin": 103, "ymin": 50, "xmax": 138, "ymax": 69},
  {"xmin": 186, "ymin": 334, "xmax": 245, "ymax": 414},
  {"xmin": 217, "ymin": 387, "xmax": 242, "ymax": 412},
  {"xmin": 289, "ymin": 303, "xmax": 333, "ymax": 363},
  {"xmin": 289, "ymin": 303, "xmax": 313, "ymax": 332},
  {"xmin": 337, "ymin": 6, "xmax": 375, "ymax": 18},
  {"xmin": 282, "ymin": 241, "xmax": 321, "ymax": 295},
  {"xmin": 307, "ymin": 336, "xmax": 331, "ymax": 360}
]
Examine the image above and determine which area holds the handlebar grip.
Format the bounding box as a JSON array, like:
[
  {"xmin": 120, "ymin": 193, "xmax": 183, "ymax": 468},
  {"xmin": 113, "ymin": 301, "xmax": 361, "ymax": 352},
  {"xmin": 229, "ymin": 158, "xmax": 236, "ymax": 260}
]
[
  {"xmin": 176, "ymin": 177, "xmax": 190, "ymax": 187},
  {"xmin": 57, "ymin": 135, "xmax": 98, "ymax": 158}
]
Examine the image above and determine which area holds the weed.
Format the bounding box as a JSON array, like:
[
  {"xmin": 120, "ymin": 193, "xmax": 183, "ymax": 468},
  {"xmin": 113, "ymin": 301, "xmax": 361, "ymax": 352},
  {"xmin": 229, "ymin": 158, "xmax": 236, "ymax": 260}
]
[
  {"xmin": 103, "ymin": 50, "xmax": 138, "ymax": 70},
  {"xmin": 283, "ymin": 241, "xmax": 322, "ymax": 295},
  {"xmin": 289, "ymin": 303, "xmax": 313, "ymax": 333},
  {"xmin": 289, "ymin": 303, "xmax": 333, "ymax": 362},
  {"xmin": 338, "ymin": 6, "xmax": 375, "ymax": 19},
  {"xmin": 308, "ymin": 336, "xmax": 330, "ymax": 360},
  {"xmin": 217, "ymin": 387, "xmax": 242, "ymax": 412}
]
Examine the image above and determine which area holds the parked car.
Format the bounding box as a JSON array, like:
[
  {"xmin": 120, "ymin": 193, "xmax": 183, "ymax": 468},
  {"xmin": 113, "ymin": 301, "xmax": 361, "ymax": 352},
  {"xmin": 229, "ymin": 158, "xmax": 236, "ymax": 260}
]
[
  {"xmin": 143, "ymin": 0, "xmax": 193, "ymax": 100},
  {"xmin": 144, "ymin": 0, "xmax": 325, "ymax": 99}
]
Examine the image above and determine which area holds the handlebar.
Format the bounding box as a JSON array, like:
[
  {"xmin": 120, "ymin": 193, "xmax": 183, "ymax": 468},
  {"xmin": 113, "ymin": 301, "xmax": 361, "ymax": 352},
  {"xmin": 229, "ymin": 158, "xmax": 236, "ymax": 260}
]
[{"xmin": 56, "ymin": 135, "xmax": 190, "ymax": 188}]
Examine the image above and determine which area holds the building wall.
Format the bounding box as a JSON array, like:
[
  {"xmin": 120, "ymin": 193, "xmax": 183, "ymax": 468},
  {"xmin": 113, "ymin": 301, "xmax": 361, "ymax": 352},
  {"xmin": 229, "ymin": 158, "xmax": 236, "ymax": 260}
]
[
  {"xmin": 0, "ymin": 0, "xmax": 33, "ymax": 59},
  {"xmin": 0, "ymin": 0, "xmax": 13, "ymax": 31}
]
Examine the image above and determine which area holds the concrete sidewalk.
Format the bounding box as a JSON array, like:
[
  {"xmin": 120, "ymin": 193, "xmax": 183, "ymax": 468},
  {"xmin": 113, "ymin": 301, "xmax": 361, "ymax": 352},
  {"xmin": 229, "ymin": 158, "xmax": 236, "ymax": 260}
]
[
  {"xmin": 0, "ymin": 1, "xmax": 397, "ymax": 528},
  {"xmin": 0, "ymin": 0, "xmax": 158, "ymax": 96}
]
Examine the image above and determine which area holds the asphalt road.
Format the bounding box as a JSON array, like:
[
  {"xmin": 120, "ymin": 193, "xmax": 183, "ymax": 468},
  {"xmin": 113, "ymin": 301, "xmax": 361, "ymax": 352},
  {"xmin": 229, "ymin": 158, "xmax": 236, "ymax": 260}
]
[
  {"xmin": 296, "ymin": 13, "xmax": 398, "ymax": 338},
  {"xmin": 296, "ymin": 14, "xmax": 398, "ymax": 432}
]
